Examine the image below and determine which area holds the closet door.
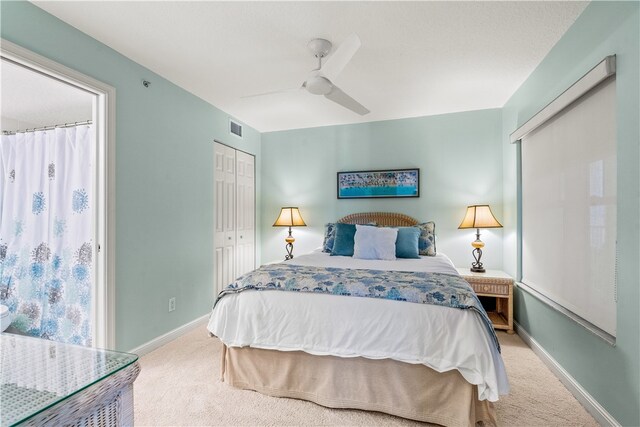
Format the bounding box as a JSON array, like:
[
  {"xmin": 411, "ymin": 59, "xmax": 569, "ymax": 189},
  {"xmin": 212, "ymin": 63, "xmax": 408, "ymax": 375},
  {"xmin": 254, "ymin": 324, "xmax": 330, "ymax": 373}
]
[
  {"xmin": 235, "ymin": 150, "xmax": 255, "ymax": 277},
  {"xmin": 214, "ymin": 143, "xmax": 236, "ymax": 294}
]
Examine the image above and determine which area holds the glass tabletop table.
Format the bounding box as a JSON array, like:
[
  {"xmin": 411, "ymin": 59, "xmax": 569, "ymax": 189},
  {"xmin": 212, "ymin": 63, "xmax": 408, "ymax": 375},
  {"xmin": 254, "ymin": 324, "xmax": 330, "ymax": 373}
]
[{"xmin": 1, "ymin": 333, "xmax": 139, "ymax": 426}]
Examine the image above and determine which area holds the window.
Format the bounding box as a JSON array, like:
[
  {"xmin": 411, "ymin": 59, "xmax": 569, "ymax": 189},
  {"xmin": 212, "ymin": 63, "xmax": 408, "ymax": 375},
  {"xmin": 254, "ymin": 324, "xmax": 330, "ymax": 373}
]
[{"xmin": 516, "ymin": 58, "xmax": 617, "ymax": 341}]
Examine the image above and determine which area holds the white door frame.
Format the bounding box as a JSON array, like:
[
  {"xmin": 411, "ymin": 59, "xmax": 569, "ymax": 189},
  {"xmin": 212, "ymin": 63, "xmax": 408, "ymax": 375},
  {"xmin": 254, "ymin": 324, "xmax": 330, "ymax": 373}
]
[{"xmin": 1, "ymin": 39, "xmax": 116, "ymax": 349}]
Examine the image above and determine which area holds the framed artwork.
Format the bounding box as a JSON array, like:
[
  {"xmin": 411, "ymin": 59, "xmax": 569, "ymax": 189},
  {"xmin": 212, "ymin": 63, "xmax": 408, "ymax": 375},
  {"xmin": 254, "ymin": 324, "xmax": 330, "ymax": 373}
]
[{"xmin": 337, "ymin": 168, "xmax": 420, "ymax": 199}]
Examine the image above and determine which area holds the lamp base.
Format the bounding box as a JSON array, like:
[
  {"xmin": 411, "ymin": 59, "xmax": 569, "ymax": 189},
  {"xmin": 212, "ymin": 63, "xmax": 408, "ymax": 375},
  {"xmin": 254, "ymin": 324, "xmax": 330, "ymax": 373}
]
[
  {"xmin": 470, "ymin": 247, "xmax": 485, "ymax": 273},
  {"xmin": 285, "ymin": 227, "xmax": 295, "ymax": 260},
  {"xmin": 285, "ymin": 242, "xmax": 294, "ymax": 260}
]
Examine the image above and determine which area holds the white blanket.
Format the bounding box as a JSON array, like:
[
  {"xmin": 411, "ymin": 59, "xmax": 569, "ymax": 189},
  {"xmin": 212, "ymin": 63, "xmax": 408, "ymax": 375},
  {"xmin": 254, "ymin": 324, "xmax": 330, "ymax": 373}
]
[{"xmin": 208, "ymin": 251, "xmax": 509, "ymax": 401}]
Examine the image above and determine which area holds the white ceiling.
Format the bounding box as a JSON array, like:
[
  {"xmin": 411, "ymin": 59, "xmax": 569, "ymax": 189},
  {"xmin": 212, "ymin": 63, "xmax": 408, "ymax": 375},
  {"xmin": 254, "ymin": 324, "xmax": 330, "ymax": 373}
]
[
  {"xmin": 32, "ymin": 1, "xmax": 588, "ymax": 133},
  {"xmin": 1, "ymin": 59, "xmax": 93, "ymax": 131}
]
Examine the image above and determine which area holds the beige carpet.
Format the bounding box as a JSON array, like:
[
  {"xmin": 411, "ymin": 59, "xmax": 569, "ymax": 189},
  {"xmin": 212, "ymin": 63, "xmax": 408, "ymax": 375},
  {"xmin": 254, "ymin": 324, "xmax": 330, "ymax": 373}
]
[{"xmin": 133, "ymin": 325, "xmax": 598, "ymax": 426}]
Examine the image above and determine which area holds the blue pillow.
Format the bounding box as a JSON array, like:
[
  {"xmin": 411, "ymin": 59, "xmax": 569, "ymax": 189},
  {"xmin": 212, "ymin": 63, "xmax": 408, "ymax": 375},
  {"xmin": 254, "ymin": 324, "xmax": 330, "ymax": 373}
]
[
  {"xmin": 330, "ymin": 223, "xmax": 357, "ymax": 256},
  {"xmin": 395, "ymin": 227, "xmax": 421, "ymax": 259},
  {"xmin": 322, "ymin": 223, "xmax": 336, "ymax": 253}
]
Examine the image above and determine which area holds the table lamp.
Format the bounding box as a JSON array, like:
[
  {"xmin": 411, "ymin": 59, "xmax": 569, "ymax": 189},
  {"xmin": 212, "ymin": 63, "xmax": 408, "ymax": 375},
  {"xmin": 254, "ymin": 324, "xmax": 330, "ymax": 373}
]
[
  {"xmin": 458, "ymin": 205, "xmax": 502, "ymax": 273},
  {"xmin": 273, "ymin": 207, "xmax": 307, "ymax": 260}
]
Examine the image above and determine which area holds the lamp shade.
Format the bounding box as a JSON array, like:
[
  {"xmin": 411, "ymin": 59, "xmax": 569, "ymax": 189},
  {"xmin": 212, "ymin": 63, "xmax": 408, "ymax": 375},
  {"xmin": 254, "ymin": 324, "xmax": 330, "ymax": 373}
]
[
  {"xmin": 458, "ymin": 205, "xmax": 502, "ymax": 229},
  {"xmin": 273, "ymin": 207, "xmax": 307, "ymax": 227}
]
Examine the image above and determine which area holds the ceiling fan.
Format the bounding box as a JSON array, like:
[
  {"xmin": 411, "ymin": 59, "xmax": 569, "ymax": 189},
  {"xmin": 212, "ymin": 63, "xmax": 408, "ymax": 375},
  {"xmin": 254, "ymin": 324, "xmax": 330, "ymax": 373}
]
[{"xmin": 243, "ymin": 34, "xmax": 370, "ymax": 115}]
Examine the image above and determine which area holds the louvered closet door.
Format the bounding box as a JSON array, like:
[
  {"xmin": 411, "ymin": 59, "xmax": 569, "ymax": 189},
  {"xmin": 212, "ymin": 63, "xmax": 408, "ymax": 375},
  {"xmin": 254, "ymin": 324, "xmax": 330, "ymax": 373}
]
[
  {"xmin": 214, "ymin": 143, "xmax": 236, "ymax": 294},
  {"xmin": 235, "ymin": 150, "xmax": 255, "ymax": 277}
]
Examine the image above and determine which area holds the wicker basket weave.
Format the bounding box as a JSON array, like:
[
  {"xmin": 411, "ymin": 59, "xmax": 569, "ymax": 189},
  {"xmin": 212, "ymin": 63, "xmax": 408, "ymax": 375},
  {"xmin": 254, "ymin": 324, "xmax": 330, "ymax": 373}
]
[
  {"xmin": 22, "ymin": 362, "xmax": 140, "ymax": 427},
  {"xmin": 337, "ymin": 212, "xmax": 419, "ymax": 227}
]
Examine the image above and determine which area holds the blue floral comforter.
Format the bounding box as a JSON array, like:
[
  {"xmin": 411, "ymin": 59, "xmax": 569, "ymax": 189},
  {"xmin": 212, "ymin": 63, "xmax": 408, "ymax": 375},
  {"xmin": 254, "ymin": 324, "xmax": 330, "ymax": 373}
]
[{"xmin": 215, "ymin": 263, "xmax": 500, "ymax": 352}]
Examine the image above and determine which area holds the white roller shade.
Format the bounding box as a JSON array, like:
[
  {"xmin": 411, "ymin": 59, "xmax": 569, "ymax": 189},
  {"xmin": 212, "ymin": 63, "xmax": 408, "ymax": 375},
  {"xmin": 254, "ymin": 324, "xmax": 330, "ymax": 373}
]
[{"xmin": 521, "ymin": 76, "xmax": 617, "ymax": 337}]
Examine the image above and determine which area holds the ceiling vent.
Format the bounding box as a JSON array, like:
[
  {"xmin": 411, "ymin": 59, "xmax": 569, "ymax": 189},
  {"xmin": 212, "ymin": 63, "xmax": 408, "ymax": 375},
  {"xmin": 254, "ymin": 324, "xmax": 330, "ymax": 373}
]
[{"xmin": 230, "ymin": 119, "xmax": 243, "ymax": 138}]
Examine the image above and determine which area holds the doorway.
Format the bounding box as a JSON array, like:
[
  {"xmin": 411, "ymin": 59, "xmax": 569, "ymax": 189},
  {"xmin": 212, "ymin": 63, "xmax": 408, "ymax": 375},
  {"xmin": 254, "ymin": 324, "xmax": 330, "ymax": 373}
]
[{"xmin": 0, "ymin": 40, "xmax": 115, "ymax": 348}]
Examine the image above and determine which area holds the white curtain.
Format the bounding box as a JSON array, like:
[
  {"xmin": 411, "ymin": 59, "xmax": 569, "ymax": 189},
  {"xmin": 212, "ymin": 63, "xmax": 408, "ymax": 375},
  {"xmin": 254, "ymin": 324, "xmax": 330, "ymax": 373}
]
[{"xmin": 0, "ymin": 126, "xmax": 94, "ymax": 346}]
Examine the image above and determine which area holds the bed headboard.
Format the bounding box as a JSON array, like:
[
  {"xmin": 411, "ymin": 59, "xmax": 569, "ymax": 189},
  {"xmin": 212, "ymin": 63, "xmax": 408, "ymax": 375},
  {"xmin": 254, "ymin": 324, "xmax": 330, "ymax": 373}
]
[{"xmin": 337, "ymin": 212, "xmax": 419, "ymax": 227}]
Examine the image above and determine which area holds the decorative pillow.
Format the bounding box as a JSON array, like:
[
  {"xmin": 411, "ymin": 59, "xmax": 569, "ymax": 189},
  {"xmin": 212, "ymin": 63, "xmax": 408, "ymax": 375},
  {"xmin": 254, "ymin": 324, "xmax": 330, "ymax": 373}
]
[
  {"xmin": 395, "ymin": 227, "xmax": 421, "ymax": 259},
  {"xmin": 322, "ymin": 223, "xmax": 336, "ymax": 253},
  {"xmin": 353, "ymin": 224, "xmax": 398, "ymax": 260},
  {"xmin": 330, "ymin": 223, "xmax": 357, "ymax": 256},
  {"xmin": 417, "ymin": 222, "xmax": 437, "ymax": 256}
]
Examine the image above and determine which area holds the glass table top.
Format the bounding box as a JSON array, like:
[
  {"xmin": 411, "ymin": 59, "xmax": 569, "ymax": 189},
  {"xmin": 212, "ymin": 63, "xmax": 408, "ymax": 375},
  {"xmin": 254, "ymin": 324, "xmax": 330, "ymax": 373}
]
[{"xmin": 0, "ymin": 333, "xmax": 138, "ymax": 426}]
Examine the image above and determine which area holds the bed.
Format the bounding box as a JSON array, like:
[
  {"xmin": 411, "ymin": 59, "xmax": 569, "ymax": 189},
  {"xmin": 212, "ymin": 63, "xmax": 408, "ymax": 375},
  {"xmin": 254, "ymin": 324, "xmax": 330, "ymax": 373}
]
[{"xmin": 208, "ymin": 212, "xmax": 509, "ymax": 426}]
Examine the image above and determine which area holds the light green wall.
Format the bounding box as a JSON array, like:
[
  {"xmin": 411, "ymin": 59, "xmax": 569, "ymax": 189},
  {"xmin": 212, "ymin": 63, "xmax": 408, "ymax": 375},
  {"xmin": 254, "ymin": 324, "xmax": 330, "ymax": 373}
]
[
  {"xmin": 261, "ymin": 109, "xmax": 504, "ymax": 268},
  {"xmin": 4, "ymin": 2, "xmax": 638, "ymax": 422},
  {"xmin": 1, "ymin": 1, "xmax": 262, "ymax": 351},
  {"xmin": 502, "ymin": 2, "xmax": 639, "ymax": 425}
]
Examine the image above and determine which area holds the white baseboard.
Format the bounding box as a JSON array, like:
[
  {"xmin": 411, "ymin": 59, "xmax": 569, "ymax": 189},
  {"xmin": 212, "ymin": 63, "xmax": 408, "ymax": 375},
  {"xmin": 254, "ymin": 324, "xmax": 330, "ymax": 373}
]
[
  {"xmin": 515, "ymin": 321, "xmax": 620, "ymax": 426},
  {"xmin": 128, "ymin": 314, "xmax": 209, "ymax": 357}
]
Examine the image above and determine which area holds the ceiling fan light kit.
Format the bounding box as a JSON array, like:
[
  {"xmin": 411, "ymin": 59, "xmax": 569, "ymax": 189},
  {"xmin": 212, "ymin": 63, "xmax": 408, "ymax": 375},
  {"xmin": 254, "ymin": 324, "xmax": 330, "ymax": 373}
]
[
  {"xmin": 305, "ymin": 75, "xmax": 333, "ymax": 95},
  {"xmin": 244, "ymin": 34, "xmax": 370, "ymax": 115}
]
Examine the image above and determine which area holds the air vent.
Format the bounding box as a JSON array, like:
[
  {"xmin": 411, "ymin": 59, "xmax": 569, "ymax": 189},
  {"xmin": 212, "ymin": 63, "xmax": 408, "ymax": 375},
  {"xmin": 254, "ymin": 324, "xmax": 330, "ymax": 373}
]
[{"xmin": 230, "ymin": 119, "xmax": 243, "ymax": 138}]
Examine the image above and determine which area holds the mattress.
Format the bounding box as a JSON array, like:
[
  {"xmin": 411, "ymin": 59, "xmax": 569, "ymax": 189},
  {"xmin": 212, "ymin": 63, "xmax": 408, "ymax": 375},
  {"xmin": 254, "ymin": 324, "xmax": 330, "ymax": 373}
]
[{"xmin": 208, "ymin": 251, "xmax": 509, "ymax": 402}]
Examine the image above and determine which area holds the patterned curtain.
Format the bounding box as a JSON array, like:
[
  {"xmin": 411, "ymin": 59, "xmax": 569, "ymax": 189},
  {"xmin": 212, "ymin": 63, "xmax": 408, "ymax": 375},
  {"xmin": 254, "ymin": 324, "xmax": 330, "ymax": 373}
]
[{"xmin": 0, "ymin": 126, "xmax": 94, "ymax": 346}]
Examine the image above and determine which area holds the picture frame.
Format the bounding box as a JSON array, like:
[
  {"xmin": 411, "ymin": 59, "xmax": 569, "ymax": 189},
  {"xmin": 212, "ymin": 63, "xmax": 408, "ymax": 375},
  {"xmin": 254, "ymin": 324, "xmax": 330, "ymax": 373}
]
[{"xmin": 337, "ymin": 168, "xmax": 420, "ymax": 199}]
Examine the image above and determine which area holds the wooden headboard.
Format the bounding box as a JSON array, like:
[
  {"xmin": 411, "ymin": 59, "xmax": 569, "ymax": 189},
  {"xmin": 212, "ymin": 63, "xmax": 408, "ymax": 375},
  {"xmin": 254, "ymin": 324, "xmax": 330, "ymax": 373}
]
[{"xmin": 337, "ymin": 212, "xmax": 419, "ymax": 227}]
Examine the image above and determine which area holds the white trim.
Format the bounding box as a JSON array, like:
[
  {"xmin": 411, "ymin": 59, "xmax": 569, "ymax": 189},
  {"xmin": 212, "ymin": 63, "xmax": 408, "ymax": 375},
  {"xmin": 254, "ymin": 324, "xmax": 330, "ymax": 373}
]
[
  {"xmin": 1, "ymin": 39, "xmax": 116, "ymax": 349},
  {"xmin": 510, "ymin": 55, "xmax": 616, "ymax": 143},
  {"xmin": 516, "ymin": 282, "xmax": 615, "ymax": 345},
  {"xmin": 515, "ymin": 321, "xmax": 621, "ymax": 426},
  {"xmin": 127, "ymin": 314, "xmax": 210, "ymax": 356}
]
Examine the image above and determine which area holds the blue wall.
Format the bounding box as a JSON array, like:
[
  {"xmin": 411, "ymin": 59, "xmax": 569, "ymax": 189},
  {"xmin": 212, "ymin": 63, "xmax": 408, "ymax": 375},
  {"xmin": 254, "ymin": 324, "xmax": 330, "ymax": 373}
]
[
  {"xmin": 1, "ymin": 1, "xmax": 262, "ymax": 351},
  {"xmin": 502, "ymin": 2, "xmax": 639, "ymax": 425},
  {"xmin": 261, "ymin": 109, "xmax": 504, "ymax": 268},
  {"xmin": 3, "ymin": 2, "xmax": 638, "ymax": 423}
]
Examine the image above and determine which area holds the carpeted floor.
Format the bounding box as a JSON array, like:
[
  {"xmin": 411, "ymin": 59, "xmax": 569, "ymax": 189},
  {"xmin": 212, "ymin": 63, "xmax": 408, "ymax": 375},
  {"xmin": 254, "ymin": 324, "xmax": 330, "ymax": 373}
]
[{"xmin": 133, "ymin": 325, "xmax": 598, "ymax": 426}]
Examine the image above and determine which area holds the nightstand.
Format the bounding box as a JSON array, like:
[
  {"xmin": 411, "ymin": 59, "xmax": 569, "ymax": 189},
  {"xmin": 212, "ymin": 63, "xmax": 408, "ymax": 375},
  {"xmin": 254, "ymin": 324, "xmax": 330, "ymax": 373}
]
[{"xmin": 456, "ymin": 268, "xmax": 514, "ymax": 334}]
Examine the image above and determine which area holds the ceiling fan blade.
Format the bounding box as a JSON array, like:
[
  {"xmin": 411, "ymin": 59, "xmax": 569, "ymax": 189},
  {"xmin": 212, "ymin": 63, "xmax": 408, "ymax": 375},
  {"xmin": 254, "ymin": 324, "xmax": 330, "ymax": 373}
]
[
  {"xmin": 320, "ymin": 34, "xmax": 361, "ymax": 81},
  {"xmin": 324, "ymin": 85, "xmax": 370, "ymax": 115},
  {"xmin": 241, "ymin": 87, "xmax": 301, "ymax": 99}
]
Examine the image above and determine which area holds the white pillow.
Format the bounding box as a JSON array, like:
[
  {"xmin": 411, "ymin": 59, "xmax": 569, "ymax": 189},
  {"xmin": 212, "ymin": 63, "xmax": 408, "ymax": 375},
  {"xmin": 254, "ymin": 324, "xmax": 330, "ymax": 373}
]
[{"xmin": 353, "ymin": 224, "xmax": 398, "ymax": 260}]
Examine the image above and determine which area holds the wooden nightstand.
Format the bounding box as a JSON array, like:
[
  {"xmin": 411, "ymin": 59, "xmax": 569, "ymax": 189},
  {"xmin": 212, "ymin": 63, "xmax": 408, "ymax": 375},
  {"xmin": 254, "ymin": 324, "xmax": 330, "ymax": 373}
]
[{"xmin": 456, "ymin": 268, "xmax": 514, "ymax": 334}]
